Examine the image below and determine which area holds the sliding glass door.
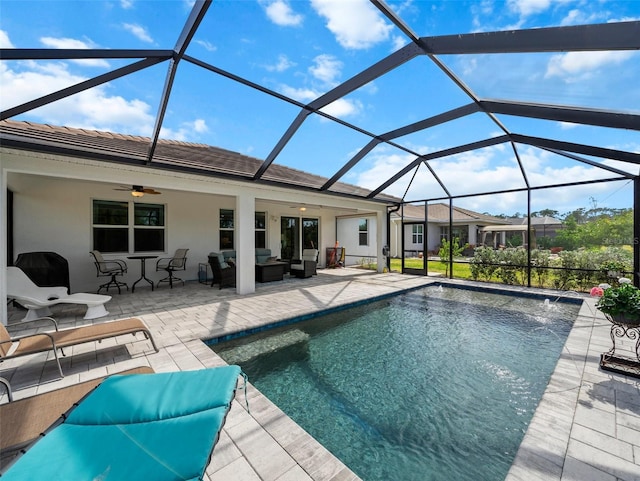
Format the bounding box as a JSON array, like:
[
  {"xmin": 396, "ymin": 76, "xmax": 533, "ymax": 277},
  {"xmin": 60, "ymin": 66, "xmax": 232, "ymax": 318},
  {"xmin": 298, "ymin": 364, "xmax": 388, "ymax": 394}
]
[
  {"xmin": 281, "ymin": 216, "xmax": 319, "ymax": 261},
  {"xmin": 281, "ymin": 216, "xmax": 299, "ymax": 261}
]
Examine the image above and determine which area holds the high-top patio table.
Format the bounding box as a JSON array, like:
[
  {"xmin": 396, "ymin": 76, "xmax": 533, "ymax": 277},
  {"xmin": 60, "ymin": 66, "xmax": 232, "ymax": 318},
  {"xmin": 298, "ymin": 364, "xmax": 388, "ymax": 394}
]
[{"xmin": 127, "ymin": 255, "xmax": 158, "ymax": 293}]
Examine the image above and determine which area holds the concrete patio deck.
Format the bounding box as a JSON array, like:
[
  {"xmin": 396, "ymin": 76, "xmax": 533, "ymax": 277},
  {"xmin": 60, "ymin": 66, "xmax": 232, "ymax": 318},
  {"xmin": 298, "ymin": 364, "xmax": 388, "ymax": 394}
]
[{"xmin": 2, "ymin": 268, "xmax": 639, "ymax": 480}]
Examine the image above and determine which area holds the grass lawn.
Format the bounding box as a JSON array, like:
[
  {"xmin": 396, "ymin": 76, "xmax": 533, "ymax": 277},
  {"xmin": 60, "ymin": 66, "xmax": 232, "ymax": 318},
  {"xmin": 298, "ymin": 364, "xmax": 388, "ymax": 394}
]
[{"xmin": 386, "ymin": 258, "xmax": 472, "ymax": 277}]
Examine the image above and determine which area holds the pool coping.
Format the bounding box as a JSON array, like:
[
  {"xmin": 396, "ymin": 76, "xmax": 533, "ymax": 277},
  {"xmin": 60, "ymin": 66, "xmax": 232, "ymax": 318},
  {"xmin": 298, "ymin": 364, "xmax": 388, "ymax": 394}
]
[{"xmin": 505, "ymin": 295, "xmax": 640, "ymax": 481}]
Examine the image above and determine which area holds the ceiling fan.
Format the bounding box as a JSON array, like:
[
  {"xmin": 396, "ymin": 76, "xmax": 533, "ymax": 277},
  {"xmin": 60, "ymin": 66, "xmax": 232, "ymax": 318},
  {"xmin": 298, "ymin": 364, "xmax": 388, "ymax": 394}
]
[{"xmin": 114, "ymin": 185, "xmax": 161, "ymax": 197}]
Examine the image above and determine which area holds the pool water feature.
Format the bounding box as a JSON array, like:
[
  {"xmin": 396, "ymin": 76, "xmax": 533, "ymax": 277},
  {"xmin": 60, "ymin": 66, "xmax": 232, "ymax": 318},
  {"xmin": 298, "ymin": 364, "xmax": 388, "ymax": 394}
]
[{"xmin": 212, "ymin": 286, "xmax": 579, "ymax": 481}]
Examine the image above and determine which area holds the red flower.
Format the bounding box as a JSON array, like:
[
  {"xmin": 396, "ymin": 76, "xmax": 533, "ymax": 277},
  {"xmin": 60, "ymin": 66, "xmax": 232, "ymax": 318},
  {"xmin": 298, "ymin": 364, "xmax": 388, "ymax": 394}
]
[{"xmin": 590, "ymin": 286, "xmax": 604, "ymax": 297}]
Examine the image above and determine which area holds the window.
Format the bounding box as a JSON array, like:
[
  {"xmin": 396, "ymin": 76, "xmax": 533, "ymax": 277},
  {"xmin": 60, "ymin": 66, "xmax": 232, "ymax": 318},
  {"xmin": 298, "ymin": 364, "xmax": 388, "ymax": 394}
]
[
  {"xmin": 412, "ymin": 224, "xmax": 423, "ymax": 244},
  {"xmin": 255, "ymin": 211, "xmax": 266, "ymax": 249},
  {"xmin": 134, "ymin": 203, "xmax": 165, "ymax": 252},
  {"xmin": 93, "ymin": 200, "xmax": 128, "ymax": 253},
  {"xmin": 220, "ymin": 209, "xmax": 234, "ymax": 250},
  {"xmin": 440, "ymin": 226, "xmax": 468, "ymax": 246},
  {"xmin": 92, "ymin": 200, "xmax": 165, "ymax": 253},
  {"xmin": 302, "ymin": 218, "xmax": 318, "ymax": 249},
  {"xmin": 359, "ymin": 219, "xmax": 368, "ymax": 246}
]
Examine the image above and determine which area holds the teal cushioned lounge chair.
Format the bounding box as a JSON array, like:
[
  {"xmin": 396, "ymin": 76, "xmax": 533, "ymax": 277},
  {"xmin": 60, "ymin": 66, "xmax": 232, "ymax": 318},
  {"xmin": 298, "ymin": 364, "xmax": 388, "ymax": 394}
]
[{"xmin": 2, "ymin": 366, "xmax": 245, "ymax": 481}]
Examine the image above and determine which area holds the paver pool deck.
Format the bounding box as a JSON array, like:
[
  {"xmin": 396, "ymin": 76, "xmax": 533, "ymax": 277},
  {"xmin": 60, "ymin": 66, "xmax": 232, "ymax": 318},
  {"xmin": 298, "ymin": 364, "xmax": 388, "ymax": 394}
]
[{"xmin": 2, "ymin": 268, "xmax": 639, "ymax": 480}]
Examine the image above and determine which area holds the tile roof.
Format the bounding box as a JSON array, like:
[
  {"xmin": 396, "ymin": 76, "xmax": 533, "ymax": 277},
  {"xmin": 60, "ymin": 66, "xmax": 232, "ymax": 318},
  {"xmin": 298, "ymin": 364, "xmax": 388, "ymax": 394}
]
[
  {"xmin": 393, "ymin": 202, "xmax": 510, "ymax": 224},
  {"xmin": 0, "ymin": 120, "xmax": 400, "ymax": 204}
]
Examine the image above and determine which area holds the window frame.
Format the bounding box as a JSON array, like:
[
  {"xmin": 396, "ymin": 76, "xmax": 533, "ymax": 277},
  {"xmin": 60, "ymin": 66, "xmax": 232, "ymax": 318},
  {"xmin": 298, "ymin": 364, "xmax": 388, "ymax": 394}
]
[
  {"xmin": 220, "ymin": 208, "xmax": 235, "ymax": 250},
  {"xmin": 92, "ymin": 199, "xmax": 166, "ymax": 253},
  {"xmin": 412, "ymin": 224, "xmax": 423, "ymax": 244},
  {"xmin": 359, "ymin": 218, "xmax": 369, "ymax": 246},
  {"xmin": 255, "ymin": 211, "xmax": 266, "ymax": 249}
]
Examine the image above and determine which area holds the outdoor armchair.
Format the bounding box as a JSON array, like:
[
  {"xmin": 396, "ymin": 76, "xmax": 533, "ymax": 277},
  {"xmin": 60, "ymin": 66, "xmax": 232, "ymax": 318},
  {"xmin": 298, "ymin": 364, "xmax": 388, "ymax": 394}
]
[
  {"xmin": 0, "ymin": 317, "xmax": 158, "ymax": 378},
  {"xmin": 208, "ymin": 252, "xmax": 236, "ymax": 289},
  {"xmin": 156, "ymin": 248, "xmax": 189, "ymax": 288},
  {"xmin": 290, "ymin": 249, "xmax": 318, "ymax": 278},
  {"xmin": 89, "ymin": 250, "xmax": 128, "ymax": 294}
]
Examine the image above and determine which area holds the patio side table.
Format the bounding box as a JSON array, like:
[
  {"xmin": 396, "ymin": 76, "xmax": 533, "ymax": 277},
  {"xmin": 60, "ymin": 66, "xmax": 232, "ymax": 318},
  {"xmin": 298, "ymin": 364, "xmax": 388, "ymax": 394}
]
[
  {"xmin": 198, "ymin": 262, "xmax": 212, "ymax": 284},
  {"xmin": 127, "ymin": 255, "xmax": 158, "ymax": 293}
]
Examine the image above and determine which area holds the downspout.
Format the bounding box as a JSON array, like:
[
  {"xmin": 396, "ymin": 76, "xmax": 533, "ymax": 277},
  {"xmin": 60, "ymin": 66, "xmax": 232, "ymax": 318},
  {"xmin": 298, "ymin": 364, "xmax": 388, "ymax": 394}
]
[
  {"xmin": 449, "ymin": 199, "xmax": 453, "ymax": 279},
  {"xmin": 424, "ymin": 200, "xmax": 428, "ymax": 277},
  {"xmin": 388, "ymin": 204, "xmax": 400, "ymax": 272},
  {"xmin": 401, "ymin": 203, "xmax": 405, "ymax": 273}
]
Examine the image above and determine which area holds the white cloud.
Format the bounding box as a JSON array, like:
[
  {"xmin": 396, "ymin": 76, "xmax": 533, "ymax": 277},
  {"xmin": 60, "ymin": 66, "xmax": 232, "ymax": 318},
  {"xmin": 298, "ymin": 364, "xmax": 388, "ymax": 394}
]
[
  {"xmin": 560, "ymin": 9, "xmax": 606, "ymax": 26},
  {"xmin": 122, "ymin": 23, "xmax": 153, "ymax": 43},
  {"xmin": 0, "ymin": 61, "xmax": 155, "ymax": 135},
  {"xmin": 471, "ymin": 0, "xmax": 495, "ymax": 29},
  {"xmin": 391, "ymin": 0, "xmax": 416, "ymax": 16},
  {"xmin": 120, "ymin": 0, "xmax": 133, "ymax": 9},
  {"xmin": 545, "ymin": 51, "xmax": 635, "ymax": 80},
  {"xmin": 352, "ymin": 142, "xmax": 627, "ymax": 213},
  {"xmin": 355, "ymin": 148, "xmax": 415, "ymax": 189},
  {"xmin": 309, "ymin": 54, "xmax": 342, "ymax": 84},
  {"xmin": 195, "ymin": 39, "xmax": 217, "ymax": 52},
  {"xmin": 311, "ymin": 0, "xmax": 392, "ymax": 49},
  {"xmin": 319, "ymin": 98, "xmax": 362, "ymax": 118},
  {"xmin": 192, "ymin": 119, "xmax": 208, "ymax": 133},
  {"xmin": 265, "ymin": 54, "xmax": 295, "ymax": 72},
  {"xmin": 559, "ymin": 121, "xmax": 579, "ymax": 130},
  {"xmin": 280, "ymin": 85, "xmax": 318, "ymax": 103},
  {"xmin": 279, "ymin": 84, "xmax": 361, "ymax": 117},
  {"xmin": 161, "ymin": 118, "xmax": 208, "ymax": 141},
  {"xmin": 391, "ymin": 35, "xmax": 407, "ymax": 52},
  {"xmin": 262, "ymin": 1, "xmax": 303, "ymax": 27},
  {"xmin": 0, "ymin": 30, "xmax": 15, "ymax": 48},
  {"xmin": 461, "ymin": 57, "xmax": 478, "ymax": 76},
  {"xmin": 507, "ymin": 0, "xmax": 552, "ymax": 18},
  {"xmin": 40, "ymin": 37, "xmax": 110, "ymax": 68}
]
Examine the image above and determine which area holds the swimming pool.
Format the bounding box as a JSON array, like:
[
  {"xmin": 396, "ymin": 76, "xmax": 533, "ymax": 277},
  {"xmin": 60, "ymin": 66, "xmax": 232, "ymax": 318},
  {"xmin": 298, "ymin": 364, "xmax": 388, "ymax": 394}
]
[{"xmin": 211, "ymin": 285, "xmax": 580, "ymax": 481}]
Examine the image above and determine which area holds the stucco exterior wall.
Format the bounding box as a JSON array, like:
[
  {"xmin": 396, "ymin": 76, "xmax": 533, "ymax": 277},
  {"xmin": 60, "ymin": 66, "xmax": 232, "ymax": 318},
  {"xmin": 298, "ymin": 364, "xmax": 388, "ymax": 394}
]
[{"xmin": 336, "ymin": 215, "xmax": 378, "ymax": 266}]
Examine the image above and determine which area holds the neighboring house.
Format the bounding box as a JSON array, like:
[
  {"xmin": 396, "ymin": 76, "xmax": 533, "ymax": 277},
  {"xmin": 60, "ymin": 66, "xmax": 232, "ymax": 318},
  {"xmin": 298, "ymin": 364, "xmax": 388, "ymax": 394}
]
[
  {"xmin": 508, "ymin": 216, "xmax": 565, "ymax": 240},
  {"xmin": 0, "ymin": 120, "xmax": 391, "ymax": 317},
  {"xmin": 478, "ymin": 216, "xmax": 565, "ymax": 250},
  {"xmin": 388, "ymin": 203, "xmax": 511, "ymax": 257}
]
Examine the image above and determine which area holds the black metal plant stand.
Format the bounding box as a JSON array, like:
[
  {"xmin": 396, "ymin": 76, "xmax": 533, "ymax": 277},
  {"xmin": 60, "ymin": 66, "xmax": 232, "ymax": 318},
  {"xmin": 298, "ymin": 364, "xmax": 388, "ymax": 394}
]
[{"xmin": 599, "ymin": 317, "xmax": 640, "ymax": 379}]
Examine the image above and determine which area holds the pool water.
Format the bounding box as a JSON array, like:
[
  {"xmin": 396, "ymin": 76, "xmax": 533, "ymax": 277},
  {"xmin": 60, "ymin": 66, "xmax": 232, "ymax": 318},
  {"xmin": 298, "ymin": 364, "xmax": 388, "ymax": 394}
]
[{"xmin": 212, "ymin": 286, "xmax": 579, "ymax": 481}]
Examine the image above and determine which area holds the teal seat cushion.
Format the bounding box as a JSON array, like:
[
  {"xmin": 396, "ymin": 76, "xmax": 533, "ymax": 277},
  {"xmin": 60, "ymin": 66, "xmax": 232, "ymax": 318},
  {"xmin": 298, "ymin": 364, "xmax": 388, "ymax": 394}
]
[
  {"xmin": 4, "ymin": 408, "xmax": 228, "ymax": 480},
  {"xmin": 3, "ymin": 366, "xmax": 242, "ymax": 481},
  {"xmin": 255, "ymin": 248, "xmax": 272, "ymax": 264},
  {"xmin": 208, "ymin": 252, "xmax": 229, "ymax": 269},
  {"xmin": 67, "ymin": 368, "xmax": 240, "ymax": 425}
]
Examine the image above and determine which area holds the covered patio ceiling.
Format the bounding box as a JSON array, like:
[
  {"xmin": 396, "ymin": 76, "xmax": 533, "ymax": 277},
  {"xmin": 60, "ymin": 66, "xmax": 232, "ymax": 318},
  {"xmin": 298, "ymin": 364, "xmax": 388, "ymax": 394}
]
[{"xmin": 1, "ymin": 0, "xmax": 639, "ymax": 207}]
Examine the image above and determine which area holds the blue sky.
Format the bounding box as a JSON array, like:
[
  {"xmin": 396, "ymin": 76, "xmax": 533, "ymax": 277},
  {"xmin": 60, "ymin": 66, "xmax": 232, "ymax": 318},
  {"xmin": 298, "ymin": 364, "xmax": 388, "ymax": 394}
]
[{"xmin": 1, "ymin": 0, "xmax": 639, "ymax": 216}]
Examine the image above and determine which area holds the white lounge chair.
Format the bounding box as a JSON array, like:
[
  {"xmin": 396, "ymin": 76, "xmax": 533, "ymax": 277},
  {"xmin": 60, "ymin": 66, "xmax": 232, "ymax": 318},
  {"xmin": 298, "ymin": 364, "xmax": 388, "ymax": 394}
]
[{"xmin": 6, "ymin": 266, "xmax": 111, "ymax": 321}]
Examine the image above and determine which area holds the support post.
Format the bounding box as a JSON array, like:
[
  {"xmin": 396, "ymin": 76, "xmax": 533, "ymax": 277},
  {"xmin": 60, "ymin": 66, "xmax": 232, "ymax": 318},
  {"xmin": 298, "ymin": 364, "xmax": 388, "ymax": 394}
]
[{"xmin": 236, "ymin": 193, "xmax": 255, "ymax": 295}]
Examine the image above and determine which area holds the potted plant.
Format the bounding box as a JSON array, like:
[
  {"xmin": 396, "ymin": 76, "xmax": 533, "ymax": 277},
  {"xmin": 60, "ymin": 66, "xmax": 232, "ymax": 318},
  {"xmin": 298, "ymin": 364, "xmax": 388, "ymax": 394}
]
[{"xmin": 594, "ymin": 279, "xmax": 640, "ymax": 327}]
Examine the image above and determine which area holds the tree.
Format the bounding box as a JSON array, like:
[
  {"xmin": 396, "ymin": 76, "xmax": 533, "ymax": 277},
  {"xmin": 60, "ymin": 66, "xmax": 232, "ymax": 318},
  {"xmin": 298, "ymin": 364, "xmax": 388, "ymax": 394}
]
[
  {"xmin": 556, "ymin": 208, "xmax": 633, "ymax": 249},
  {"xmin": 439, "ymin": 237, "xmax": 467, "ymax": 276},
  {"xmin": 532, "ymin": 209, "xmax": 559, "ymax": 218}
]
